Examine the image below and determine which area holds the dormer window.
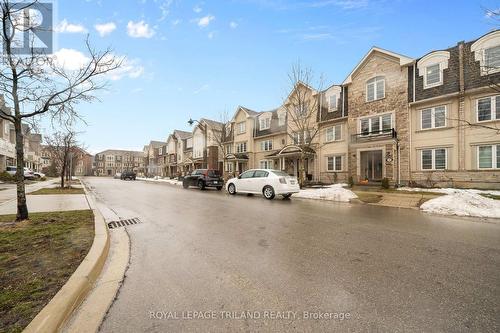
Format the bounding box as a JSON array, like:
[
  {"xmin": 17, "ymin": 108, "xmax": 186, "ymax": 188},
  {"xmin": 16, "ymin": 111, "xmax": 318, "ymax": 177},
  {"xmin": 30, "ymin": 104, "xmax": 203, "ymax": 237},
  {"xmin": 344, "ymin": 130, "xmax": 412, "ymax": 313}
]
[
  {"xmin": 417, "ymin": 51, "xmax": 449, "ymax": 89},
  {"xmin": 259, "ymin": 116, "xmax": 271, "ymax": 130},
  {"xmin": 485, "ymin": 45, "xmax": 500, "ymax": 70},
  {"xmin": 328, "ymin": 94, "xmax": 337, "ymax": 111},
  {"xmin": 278, "ymin": 113, "xmax": 285, "ymax": 126},
  {"xmin": 425, "ymin": 63, "xmax": 441, "ymax": 87},
  {"xmin": 471, "ymin": 30, "xmax": 500, "ymax": 75},
  {"xmin": 366, "ymin": 76, "xmax": 385, "ymax": 102}
]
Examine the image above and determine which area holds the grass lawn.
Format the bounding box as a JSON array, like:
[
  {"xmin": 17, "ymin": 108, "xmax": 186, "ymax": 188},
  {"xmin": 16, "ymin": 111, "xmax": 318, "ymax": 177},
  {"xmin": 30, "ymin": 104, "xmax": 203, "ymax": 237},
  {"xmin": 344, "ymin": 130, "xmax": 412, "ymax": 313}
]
[
  {"xmin": 353, "ymin": 191, "xmax": 383, "ymax": 203},
  {"xmin": 30, "ymin": 187, "xmax": 85, "ymax": 195},
  {"xmin": 0, "ymin": 210, "xmax": 94, "ymax": 333},
  {"xmin": 481, "ymin": 193, "xmax": 500, "ymax": 200}
]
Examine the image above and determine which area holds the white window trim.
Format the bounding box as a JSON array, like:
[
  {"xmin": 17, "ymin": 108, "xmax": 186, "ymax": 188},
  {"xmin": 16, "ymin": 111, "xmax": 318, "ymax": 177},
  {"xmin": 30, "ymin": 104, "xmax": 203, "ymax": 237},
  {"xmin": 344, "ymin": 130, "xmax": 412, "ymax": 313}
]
[
  {"xmin": 328, "ymin": 94, "xmax": 338, "ymax": 112},
  {"xmin": 477, "ymin": 144, "xmax": 500, "ymax": 170},
  {"xmin": 278, "ymin": 113, "xmax": 286, "ymax": 126},
  {"xmin": 420, "ymin": 105, "xmax": 447, "ymax": 130},
  {"xmin": 236, "ymin": 141, "xmax": 247, "ymax": 153},
  {"xmin": 237, "ymin": 121, "xmax": 246, "ymax": 134},
  {"xmin": 259, "ymin": 117, "xmax": 271, "ymax": 131},
  {"xmin": 326, "ymin": 155, "xmax": 342, "ymax": 172},
  {"xmin": 476, "ymin": 95, "xmax": 499, "ymax": 122},
  {"xmin": 365, "ymin": 76, "xmax": 385, "ymax": 102},
  {"xmin": 423, "ymin": 63, "xmax": 443, "ymax": 89},
  {"xmin": 259, "ymin": 160, "xmax": 272, "ymax": 169},
  {"xmin": 260, "ymin": 139, "xmax": 273, "ymax": 151},
  {"xmin": 325, "ymin": 124, "xmax": 342, "ymax": 142},
  {"xmin": 420, "ymin": 148, "xmax": 448, "ymax": 171},
  {"xmin": 359, "ymin": 112, "xmax": 393, "ymax": 135},
  {"xmin": 471, "ymin": 31, "xmax": 500, "ymax": 76}
]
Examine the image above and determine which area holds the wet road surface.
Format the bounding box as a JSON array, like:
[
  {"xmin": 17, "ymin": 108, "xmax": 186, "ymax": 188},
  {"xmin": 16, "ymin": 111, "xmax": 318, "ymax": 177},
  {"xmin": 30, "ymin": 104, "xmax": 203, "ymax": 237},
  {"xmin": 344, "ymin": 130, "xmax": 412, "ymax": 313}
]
[{"xmin": 83, "ymin": 177, "xmax": 500, "ymax": 332}]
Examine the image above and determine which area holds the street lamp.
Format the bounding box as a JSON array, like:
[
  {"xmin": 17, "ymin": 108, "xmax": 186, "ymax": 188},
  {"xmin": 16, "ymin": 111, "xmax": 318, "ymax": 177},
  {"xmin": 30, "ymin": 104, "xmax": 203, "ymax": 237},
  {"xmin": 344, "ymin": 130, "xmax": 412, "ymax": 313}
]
[{"xmin": 188, "ymin": 118, "xmax": 208, "ymax": 168}]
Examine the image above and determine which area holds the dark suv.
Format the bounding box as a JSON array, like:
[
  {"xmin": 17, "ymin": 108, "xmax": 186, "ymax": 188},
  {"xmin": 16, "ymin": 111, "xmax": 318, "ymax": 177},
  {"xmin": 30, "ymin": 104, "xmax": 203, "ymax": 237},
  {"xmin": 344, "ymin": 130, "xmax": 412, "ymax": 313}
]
[
  {"xmin": 183, "ymin": 169, "xmax": 223, "ymax": 190},
  {"xmin": 120, "ymin": 171, "xmax": 136, "ymax": 180}
]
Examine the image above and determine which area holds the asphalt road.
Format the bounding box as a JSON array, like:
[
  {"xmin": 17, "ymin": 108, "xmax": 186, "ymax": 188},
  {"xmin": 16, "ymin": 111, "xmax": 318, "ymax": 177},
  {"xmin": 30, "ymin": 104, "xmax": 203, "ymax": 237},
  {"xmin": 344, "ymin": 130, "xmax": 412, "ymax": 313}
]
[{"xmin": 84, "ymin": 177, "xmax": 500, "ymax": 333}]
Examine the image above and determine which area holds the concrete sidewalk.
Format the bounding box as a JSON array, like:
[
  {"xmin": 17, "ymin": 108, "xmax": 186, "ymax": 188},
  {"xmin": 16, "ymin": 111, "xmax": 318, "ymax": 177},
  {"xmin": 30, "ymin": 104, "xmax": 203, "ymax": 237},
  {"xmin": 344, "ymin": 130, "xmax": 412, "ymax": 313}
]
[
  {"xmin": 0, "ymin": 179, "xmax": 59, "ymax": 205},
  {"xmin": 0, "ymin": 194, "xmax": 89, "ymax": 214}
]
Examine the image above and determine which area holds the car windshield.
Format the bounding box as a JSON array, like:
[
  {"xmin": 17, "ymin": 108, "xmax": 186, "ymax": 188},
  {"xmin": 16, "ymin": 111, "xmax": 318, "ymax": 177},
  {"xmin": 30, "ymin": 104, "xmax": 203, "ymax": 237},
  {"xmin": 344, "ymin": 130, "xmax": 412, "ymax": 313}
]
[
  {"xmin": 271, "ymin": 170, "xmax": 292, "ymax": 177},
  {"xmin": 207, "ymin": 170, "xmax": 220, "ymax": 177}
]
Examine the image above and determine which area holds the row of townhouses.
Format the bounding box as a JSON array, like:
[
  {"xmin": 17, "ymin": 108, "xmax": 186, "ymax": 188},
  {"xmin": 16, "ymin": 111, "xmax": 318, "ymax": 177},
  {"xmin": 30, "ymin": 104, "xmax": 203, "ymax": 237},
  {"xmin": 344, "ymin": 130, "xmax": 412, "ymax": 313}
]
[
  {"xmin": 0, "ymin": 96, "xmax": 44, "ymax": 173},
  {"xmin": 93, "ymin": 149, "xmax": 146, "ymax": 176},
  {"xmin": 101, "ymin": 30, "xmax": 500, "ymax": 189}
]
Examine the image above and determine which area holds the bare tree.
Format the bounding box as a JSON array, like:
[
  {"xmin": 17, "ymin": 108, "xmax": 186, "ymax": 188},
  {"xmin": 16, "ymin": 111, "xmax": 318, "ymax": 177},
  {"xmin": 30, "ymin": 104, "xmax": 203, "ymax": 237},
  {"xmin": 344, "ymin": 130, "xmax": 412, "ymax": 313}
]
[
  {"xmin": 210, "ymin": 110, "xmax": 231, "ymax": 174},
  {"xmin": 282, "ymin": 62, "xmax": 324, "ymax": 187},
  {"xmin": 0, "ymin": 1, "xmax": 121, "ymax": 220},
  {"xmin": 44, "ymin": 129, "xmax": 77, "ymax": 189}
]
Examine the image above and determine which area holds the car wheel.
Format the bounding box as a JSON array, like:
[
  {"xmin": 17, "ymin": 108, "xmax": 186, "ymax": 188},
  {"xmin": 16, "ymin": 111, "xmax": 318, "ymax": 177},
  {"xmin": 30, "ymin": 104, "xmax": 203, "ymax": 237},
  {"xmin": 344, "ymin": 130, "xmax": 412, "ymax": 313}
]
[
  {"xmin": 263, "ymin": 186, "xmax": 275, "ymax": 200},
  {"xmin": 282, "ymin": 193, "xmax": 292, "ymax": 199},
  {"xmin": 227, "ymin": 183, "xmax": 236, "ymax": 195},
  {"xmin": 197, "ymin": 180, "xmax": 205, "ymax": 190},
  {"xmin": 183, "ymin": 181, "xmax": 189, "ymax": 189},
  {"xmin": 216, "ymin": 186, "xmax": 222, "ymax": 191}
]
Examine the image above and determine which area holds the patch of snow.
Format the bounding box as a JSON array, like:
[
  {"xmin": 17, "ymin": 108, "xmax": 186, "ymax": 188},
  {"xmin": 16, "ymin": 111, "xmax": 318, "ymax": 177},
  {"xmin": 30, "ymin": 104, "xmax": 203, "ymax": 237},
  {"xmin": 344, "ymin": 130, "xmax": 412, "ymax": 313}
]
[
  {"xmin": 420, "ymin": 191, "xmax": 500, "ymax": 219},
  {"xmin": 136, "ymin": 177, "xmax": 183, "ymax": 186},
  {"xmin": 295, "ymin": 184, "xmax": 357, "ymax": 202},
  {"xmin": 398, "ymin": 187, "xmax": 500, "ymax": 196}
]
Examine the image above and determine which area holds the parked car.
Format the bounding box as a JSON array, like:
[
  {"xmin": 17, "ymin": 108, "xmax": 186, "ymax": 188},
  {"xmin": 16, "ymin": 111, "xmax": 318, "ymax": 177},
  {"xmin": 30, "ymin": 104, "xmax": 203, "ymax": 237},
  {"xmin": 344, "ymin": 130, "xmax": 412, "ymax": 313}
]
[
  {"xmin": 33, "ymin": 171, "xmax": 45, "ymax": 179},
  {"xmin": 183, "ymin": 169, "xmax": 223, "ymax": 190},
  {"xmin": 120, "ymin": 171, "xmax": 136, "ymax": 180},
  {"xmin": 113, "ymin": 172, "xmax": 122, "ymax": 179},
  {"xmin": 6, "ymin": 166, "xmax": 36, "ymax": 180},
  {"xmin": 226, "ymin": 169, "xmax": 300, "ymax": 200}
]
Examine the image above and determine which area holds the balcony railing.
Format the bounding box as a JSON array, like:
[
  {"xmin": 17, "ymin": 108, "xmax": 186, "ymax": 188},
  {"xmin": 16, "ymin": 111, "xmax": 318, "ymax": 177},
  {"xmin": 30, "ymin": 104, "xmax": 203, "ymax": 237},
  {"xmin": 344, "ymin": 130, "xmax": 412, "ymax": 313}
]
[{"xmin": 351, "ymin": 128, "xmax": 397, "ymax": 143}]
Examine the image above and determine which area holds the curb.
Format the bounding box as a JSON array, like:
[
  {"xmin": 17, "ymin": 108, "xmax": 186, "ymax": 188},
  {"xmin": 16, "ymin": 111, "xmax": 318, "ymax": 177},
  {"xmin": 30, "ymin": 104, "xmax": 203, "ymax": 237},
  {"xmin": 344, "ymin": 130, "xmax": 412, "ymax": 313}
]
[{"xmin": 23, "ymin": 181, "xmax": 110, "ymax": 333}]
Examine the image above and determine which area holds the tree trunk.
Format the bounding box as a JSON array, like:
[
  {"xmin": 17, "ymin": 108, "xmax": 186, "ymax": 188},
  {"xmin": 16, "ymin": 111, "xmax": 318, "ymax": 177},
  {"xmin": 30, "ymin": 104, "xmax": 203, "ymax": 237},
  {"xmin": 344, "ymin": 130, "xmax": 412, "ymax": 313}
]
[
  {"xmin": 60, "ymin": 160, "xmax": 66, "ymax": 189},
  {"xmin": 14, "ymin": 119, "xmax": 28, "ymax": 221}
]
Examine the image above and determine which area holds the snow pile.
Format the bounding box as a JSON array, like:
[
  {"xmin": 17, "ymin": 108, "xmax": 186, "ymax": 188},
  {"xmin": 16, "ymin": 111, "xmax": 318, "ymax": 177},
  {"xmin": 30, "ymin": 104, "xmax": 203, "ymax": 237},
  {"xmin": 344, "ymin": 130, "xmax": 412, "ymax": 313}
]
[
  {"xmin": 398, "ymin": 187, "xmax": 500, "ymax": 196},
  {"xmin": 420, "ymin": 190, "xmax": 500, "ymax": 218},
  {"xmin": 136, "ymin": 177, "xmax": 183, "ymax": 186},
  {"xmin": 295, "ymin": 184, "xmax": 357, "ymax": 202}
]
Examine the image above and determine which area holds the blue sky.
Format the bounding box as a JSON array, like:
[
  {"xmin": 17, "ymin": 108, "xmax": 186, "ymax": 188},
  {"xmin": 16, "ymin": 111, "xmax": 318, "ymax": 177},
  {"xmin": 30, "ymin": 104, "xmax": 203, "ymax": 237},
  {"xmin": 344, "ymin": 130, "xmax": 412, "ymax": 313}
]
[{"xmin": 52, "ymin": 0, "xmax": 499, "ymax": 153}]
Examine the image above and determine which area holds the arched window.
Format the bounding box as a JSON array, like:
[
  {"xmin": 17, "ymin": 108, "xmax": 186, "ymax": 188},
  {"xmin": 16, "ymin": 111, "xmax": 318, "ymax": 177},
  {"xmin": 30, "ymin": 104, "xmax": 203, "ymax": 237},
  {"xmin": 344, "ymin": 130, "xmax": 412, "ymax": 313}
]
[{"xmin": 366, "ymin": 76, "xmax": 385, "ymax": 102}]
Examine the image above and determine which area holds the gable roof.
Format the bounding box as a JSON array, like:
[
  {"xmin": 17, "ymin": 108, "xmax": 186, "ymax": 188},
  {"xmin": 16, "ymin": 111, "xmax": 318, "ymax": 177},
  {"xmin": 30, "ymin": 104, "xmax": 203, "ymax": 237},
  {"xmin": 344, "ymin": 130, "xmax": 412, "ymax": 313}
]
[
  {"xmin": 201, "ymin": 118, "xmax": 223, "ymax": 130},
  {"xmin": 173, "ymin": 130, "xmax": 192, "ymax": 140},
  {"xmin": 343, "ymin": 46, "xmax": 414, "ymax": 85}
]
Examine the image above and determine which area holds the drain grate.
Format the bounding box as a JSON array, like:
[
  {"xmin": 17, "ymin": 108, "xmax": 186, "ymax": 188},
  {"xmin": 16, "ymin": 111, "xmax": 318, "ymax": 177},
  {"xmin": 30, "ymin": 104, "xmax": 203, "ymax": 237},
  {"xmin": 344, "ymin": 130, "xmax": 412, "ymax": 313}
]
[{"xmin": 107, "ymin": 218, "xmax": 141, "ymax": 229}]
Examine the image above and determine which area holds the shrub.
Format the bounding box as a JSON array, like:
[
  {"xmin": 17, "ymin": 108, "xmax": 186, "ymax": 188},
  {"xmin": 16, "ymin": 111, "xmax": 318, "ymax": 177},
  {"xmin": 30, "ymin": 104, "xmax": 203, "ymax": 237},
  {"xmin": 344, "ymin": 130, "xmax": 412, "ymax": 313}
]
[
  {"xmin": 381, "ymin": 177, "xmax": 390, "ymax": 189},
  {"xmin": 348, "ymin": 176, "xmax": 354, "ymax": 188},
  {"xmin": 0, "ymin": 171, "xmax": 14, "ymax": 182}
]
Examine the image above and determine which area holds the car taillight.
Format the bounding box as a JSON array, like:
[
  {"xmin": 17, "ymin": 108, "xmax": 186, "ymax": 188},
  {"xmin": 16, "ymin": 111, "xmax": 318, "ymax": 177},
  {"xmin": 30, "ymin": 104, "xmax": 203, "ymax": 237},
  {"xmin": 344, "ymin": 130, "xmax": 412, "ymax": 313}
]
[{"xmin": 279, "ymin": 177, "xmax": 287, "ymax": 184}]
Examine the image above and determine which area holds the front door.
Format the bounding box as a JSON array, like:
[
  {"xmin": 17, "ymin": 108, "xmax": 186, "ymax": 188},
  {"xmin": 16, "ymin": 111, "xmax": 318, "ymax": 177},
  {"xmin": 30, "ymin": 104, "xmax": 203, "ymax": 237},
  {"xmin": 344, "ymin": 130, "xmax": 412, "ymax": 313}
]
[{"xmin": 360, "ymin": 150, "xmax": 383, "ymax": 181}]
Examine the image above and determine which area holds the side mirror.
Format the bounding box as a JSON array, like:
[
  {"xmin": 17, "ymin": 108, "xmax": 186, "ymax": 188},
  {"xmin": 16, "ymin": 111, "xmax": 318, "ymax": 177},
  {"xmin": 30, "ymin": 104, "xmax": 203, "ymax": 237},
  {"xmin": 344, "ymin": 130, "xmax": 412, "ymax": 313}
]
[{"xmin": 237, "ymin": 175, "xmax": 242, "ymax": 179}]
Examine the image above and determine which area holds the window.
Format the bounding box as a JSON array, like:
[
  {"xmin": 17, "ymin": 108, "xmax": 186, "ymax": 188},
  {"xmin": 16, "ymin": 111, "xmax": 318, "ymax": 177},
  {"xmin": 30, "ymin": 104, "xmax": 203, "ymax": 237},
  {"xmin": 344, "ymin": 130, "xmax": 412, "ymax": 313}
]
[
  {"xmin": 485, "ymin": 45, "xmax": 500, "ymax": 71},
  {"xmin": 327, "ymin": 156, "xmax": 342, "ymax": 171},
  {"xmin": 478, "ymin": 145, "xmax": 500, "ymax": 169},
  {"xmin": 240, "ymin": 170, "xmax": 254, "ymax": 179},
  {"xmin": 329, "ymin": 94, "xmax": 337, "ymax": 111},
  {"xmin": 236, "ymin": 142, "xmax": 247, "ymax": 153},
  {"xmin": 259, "ymin": 160, "xmax": 272, "ymax": 169},
  {"xmin": 225, "ymin": 163, "xmax": 234, "ymax": 172},
  {"xmin": 424, "ymin": 63, "xmax": 442, "ymax": 87},
  {"xmin": 325, "ymin": 124, "xmax": 342, "ymax": 142},
  {"xmin": 254, "ymin": 170, "xmax": 269, "ymax": 177},
  {"xmin": 360, "ymin": 114, "xmax": 392, "ymax": 135},
  {"xmin": 295, "ymin": 105, "xmax": 307, "ymax": 117},
  {"xmin": 477, "ymin": 95, "xmax": 500, "ymax": 122},
  {"xmin": 278, "ymin": 113, "xmax": 286, "ymax": 126},
  {"xmin": 421, "ymin": 148, "xmax": 447, "ymax": 170},
  {"xmin": 225, "ymin": 145, "xmax": 232, "ymax": 154},
  {"xmin": 259, "ymin": 117, "xmax": 271, "ymax": 130},
  {"xmin": 293, "ymin": 131, "xmax": 310, "ymax": 144},
  {"xmin": 260, "ymin": 140, "xmax": 273, "ymax": 151},
  {"xmin": 237, "ymin": 121, "xmax": 246, "ymax": 134},
  {"xmin": 421, "ymin": 105, "xmax": 446, "ymax": 129},
  {"xmin": 366, "ymin": 76, "xmax": 385, "ymax": 102}
]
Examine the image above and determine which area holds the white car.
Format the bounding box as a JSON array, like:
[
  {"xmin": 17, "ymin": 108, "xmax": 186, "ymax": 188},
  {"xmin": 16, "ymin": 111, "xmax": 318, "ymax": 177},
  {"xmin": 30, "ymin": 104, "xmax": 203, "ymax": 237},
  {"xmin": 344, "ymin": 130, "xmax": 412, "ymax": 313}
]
[
  {"xmin": 33, "ymin": 171, "xmax": 45, "ymax": 179},
  {"xmin": 6, "ymin": 166, "xmax": 36, "ymax": 179},
  {"xmin": 226, "ymin": 169, "xmax": 300, "ymax": 200}
]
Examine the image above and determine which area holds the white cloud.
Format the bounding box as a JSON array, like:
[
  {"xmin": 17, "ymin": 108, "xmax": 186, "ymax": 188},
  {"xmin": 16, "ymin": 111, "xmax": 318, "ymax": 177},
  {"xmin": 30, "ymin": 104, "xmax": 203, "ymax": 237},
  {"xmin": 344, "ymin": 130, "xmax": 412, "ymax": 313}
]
[
  {"xmin": 229, "ymin": 21, "xmax": 238, "ymax": 29},
  {"xmin": 94, "ymin": 22, "xmax": 117, "ymax": 37},
  {"xmin": 194, "ymin": 84, "xmax": 209, "ymax": 94},
  {"xmin": 127, "ymin": 20, "xmax": 155, "ymax": 38},
  {"xmin": 207, "ymin": 31, "xmax": 215, "ymax": 39},
  {"xmin": 171, "ymin": 19, "xmax": 182, "ymax": 26},
  {"xmin": 197, "ymin": 15, "xmax": 214, "ymax": 28},
  {"xmin": 52, "ymin": 48, "xmax": 144, "ymax": 81},
  {"xmin": 52, "ymin": 48, "xmax": 90, "ymax": 70},
  {"xmin": 193, "ymin": 5, "xmax": 202, "ymax": 13},
  {"xmin": 55, "ymin": 19, "xmax": 87, "ymax": 33}
]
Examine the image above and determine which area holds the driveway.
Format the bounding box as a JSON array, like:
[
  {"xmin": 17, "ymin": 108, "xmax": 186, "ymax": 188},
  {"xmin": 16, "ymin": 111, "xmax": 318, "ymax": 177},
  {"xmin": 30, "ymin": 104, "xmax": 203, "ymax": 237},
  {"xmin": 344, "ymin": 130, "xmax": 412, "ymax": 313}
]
[{"xmin": 83, "ymin": 177, "xmax": 500, "ymax": 332}]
